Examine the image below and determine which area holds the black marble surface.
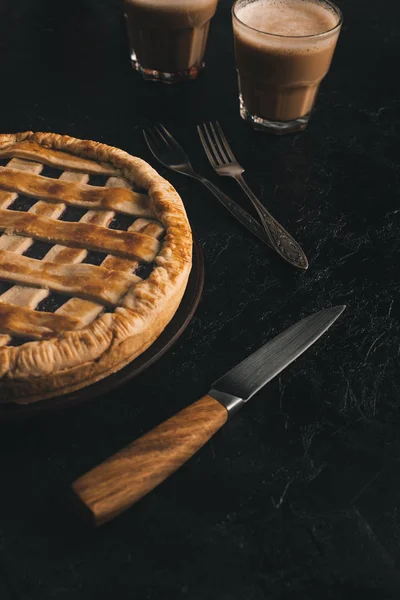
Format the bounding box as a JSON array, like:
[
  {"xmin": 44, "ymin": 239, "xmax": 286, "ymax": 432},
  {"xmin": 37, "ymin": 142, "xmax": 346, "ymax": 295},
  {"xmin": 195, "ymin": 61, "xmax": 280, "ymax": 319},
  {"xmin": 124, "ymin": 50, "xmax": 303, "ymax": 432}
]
[{"xmin": 0, "ymin": 0, "xmax": 399, "ymax": 598}]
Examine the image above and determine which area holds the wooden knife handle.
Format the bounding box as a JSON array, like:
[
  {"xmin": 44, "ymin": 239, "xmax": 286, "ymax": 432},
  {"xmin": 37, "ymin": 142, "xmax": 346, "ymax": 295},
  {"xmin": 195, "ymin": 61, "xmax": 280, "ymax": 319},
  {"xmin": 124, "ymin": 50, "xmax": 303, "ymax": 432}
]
[{"xmin": 71, "ymin": 394, "xmax": 228, "ymax": 526}]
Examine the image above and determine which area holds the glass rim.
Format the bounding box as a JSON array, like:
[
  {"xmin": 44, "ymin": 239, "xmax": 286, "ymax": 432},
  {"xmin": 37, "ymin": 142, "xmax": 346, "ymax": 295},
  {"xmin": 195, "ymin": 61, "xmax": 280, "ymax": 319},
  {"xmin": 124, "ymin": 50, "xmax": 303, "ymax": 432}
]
[{"xmin": 232, "ymin": 0, "xmax": 343, "ymax": 40}]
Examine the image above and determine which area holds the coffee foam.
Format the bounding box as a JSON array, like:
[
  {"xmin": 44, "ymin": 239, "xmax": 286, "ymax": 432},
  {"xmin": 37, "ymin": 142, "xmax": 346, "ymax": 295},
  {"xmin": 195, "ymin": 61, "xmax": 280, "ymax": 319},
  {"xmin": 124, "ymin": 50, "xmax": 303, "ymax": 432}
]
[
  {"xmin": 236, "ymin": 0, "xmax": 338, "ymax": 37},
  {"xmin": 235, "ymin": 0, "xmax": 339, "ymax": 54}
]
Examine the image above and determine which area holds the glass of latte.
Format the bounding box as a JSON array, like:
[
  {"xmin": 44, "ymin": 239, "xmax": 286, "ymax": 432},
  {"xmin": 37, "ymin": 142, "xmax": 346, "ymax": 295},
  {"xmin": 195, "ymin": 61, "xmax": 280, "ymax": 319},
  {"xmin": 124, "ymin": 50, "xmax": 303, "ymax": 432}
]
[
  {"xmin": 232, "ymin": 0, "xmax": 343, "ymax": 134},
  {"xmin": 124, "ymin": 0, "xmax": 219, "ymax": 83}
]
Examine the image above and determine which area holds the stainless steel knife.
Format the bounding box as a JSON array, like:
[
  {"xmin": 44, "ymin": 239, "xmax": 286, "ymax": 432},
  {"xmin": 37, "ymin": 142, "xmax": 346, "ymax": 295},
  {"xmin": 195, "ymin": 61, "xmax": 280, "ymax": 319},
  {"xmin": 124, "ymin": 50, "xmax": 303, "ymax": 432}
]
[{"xmin": 72, "ymin": 305, "xmax": 345, "ymax": 526}]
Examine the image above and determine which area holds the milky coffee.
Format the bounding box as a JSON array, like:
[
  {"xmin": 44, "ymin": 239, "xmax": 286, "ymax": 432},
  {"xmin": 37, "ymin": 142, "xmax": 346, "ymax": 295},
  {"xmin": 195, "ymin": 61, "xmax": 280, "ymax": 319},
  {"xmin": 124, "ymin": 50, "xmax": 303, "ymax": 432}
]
[
  {"xmin": 233, "ymin": 0, "xmax": 341, "ymax": 128},
  {"xmin": 124, "ymin": 0, "xmax": 219, "ymax": 77}
]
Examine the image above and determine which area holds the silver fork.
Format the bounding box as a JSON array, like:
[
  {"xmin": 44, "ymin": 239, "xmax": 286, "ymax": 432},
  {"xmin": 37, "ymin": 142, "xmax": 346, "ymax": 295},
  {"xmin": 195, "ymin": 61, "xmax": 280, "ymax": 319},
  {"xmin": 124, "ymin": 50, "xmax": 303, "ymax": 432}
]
[
  {"xmin": 143, "ymin": 124, "xmax": 280, "ymax": 253},
  {"xmin": 197, "ymin": 122, "xmax": 308, "ymax": 270}
]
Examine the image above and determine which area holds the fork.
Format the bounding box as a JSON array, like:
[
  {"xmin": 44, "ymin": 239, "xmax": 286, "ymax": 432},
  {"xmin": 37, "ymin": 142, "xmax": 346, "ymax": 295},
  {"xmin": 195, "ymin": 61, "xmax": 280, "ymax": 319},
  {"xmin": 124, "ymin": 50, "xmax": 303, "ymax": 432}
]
[
  {"xmin": 197, "ymin": 122, "xmax": 308, "ymax": 270},
  {"xmin": 143, "ymin": 124, "xmax": 281, "ymax": 253}
]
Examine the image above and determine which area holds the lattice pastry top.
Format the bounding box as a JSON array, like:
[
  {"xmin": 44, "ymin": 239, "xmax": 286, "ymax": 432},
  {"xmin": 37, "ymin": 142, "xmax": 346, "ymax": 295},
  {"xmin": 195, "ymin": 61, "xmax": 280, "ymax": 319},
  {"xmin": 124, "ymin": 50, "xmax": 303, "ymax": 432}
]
[{"xmin": 0, "ymin": 132, "xmax": 192, "ymax": 404}]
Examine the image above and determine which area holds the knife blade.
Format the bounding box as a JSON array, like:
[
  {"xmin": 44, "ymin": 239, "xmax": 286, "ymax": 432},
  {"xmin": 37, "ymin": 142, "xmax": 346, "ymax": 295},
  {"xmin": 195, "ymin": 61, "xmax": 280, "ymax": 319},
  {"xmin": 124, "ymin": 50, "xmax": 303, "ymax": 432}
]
[
  {"xmin": 210, "ymin": 304, "xmax": 345, "ymax": 411},
  {"xmin": 72, "ymin": 305, "xmax": 345, "ymax": 526}
]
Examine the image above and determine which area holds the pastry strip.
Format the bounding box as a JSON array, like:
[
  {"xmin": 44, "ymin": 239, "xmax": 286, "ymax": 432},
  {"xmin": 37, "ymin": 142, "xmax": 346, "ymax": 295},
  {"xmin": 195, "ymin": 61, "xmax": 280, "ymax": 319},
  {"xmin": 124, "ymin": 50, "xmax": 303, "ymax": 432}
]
[
  {"xmin": 0, "ymin": 209, "xmax": 160, "ymax": 261},
  {"xmin": 0, "ymin": 141, "xmax": 118, "ymax": 175},
  {"xmin": 0, "ymin": 249, "xmax": 140, "ymax": 307},
  {"xmin": 56, "ymin": 218, "xmax": 164, "ymax": 326},
  {"xmin": 0, "ymin": 302, "xmax": 82, "ymax": 340},
  {"xmin": 0, "ymin": 157, "xmax": 71, "ymax": 347},
  {"xmin": 0, "ymin": 167, "xmax": 150, "ymax": 216},
  {"xmin": 0, "ymin": 158, "xmax": 44, "ymax": 209},
  {"xmin": 0, "ymin": 174, "xmax": 121, "ymax": 345}
]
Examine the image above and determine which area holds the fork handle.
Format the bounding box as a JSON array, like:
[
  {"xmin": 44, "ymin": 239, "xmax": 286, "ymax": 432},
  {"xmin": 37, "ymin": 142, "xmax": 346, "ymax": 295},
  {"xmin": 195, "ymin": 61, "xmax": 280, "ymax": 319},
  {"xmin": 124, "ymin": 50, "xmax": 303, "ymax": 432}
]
[
  {"xmin": 197, "ymin": 176, "xmax": 272, "ymax": 249},
  {"xmin": 235, "ymin": 175, "xmax": 308, "ymax": 270}
]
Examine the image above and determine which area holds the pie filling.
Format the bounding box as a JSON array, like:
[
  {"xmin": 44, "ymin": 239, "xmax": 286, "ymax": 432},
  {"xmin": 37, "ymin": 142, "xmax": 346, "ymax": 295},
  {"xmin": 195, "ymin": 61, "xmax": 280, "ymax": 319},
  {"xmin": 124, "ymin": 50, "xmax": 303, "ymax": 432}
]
[{"xmin": 0, "ymin": 145, "xmax": 165, "ymax": 348}]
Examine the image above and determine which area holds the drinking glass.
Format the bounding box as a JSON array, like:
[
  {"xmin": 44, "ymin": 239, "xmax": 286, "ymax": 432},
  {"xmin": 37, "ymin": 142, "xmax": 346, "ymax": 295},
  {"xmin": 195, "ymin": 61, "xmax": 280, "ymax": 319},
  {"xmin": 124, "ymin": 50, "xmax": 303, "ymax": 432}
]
[
  {"xmin": 232, "ymin": 0, "xmax": 343, "ymax": 134},
  {"xmin": 124, "ymin": 0, "xmax": 219, "ymax": 83}
]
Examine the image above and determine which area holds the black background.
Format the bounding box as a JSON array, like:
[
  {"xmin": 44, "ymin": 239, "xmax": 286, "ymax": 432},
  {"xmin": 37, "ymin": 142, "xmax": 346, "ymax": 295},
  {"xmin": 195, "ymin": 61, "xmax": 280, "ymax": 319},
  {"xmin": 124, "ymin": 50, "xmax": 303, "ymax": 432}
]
[{"xmin": 1, "ymin": 0, "xmax": 400, "ymax": 598}]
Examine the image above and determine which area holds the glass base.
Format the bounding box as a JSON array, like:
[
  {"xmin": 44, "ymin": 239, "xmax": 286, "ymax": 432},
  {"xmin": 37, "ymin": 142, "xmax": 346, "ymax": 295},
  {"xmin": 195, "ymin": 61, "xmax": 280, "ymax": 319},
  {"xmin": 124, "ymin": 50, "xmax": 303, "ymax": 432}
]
[
  {"xmin": 239, "ymin": 95, "xmax": 310, "ymax": 135},
  {"xmin": 130, "ymin": 50, "xmax": 204, "ymax": 84}
]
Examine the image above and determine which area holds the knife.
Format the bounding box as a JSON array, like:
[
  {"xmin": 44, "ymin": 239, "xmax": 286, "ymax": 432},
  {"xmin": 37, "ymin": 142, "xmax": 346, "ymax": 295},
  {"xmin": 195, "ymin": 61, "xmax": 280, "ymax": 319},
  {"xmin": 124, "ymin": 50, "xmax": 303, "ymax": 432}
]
[{"xmin": 71, "ymin": 305, "xmax": 345, "ymax": 526}]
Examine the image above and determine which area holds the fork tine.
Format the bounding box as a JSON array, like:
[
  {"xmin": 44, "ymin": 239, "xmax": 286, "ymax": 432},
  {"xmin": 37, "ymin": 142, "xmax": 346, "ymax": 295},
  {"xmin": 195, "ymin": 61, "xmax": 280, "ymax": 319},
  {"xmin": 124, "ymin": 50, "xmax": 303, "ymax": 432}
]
[
  {"xmin": 143, "ymin": 129, "xmax": 163, "ymax": 161},
  {"xmin": 157, "ymin": 124, "xmax": 184, "ymax": 154},
  {"xmin": 208, "ymin": 122, "xmax": 230, "ymax": 164},
  {"xmin": 201, "ymin": 122, "xmax": 224, "ymax": 166},
  {"xmin": 197, "ymin": 124, "xmax": 218, "ymax": 170},
  {"xmin": 143, "ymin": 129, "xmax": 152, "ymax": 147},
  {"xmin": 153, "ymin": 124, "xmax": 174, "ymax": 150},
  {"xmin": 148, "ymin": 127, "xmax": 163, "ymax": 146},
  {"xmin": 215, "ymin": 121, "xmax": 236, "ymax": 163},
  {"xmin": 150, "ymin": 127, "xmax": 168, "ymax": 153},
  {"xmin": 143, "ymin": 128, "xmax": 157, "ymax": 152},
  {"xmin": 144, "ymin": 127, "xmax": 170, "ymax": 162}
]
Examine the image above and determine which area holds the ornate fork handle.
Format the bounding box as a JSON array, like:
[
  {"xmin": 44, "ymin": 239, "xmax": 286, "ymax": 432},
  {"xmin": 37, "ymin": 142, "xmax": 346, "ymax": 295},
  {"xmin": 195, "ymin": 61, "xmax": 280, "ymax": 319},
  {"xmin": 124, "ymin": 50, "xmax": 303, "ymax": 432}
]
[
  {"xmin": 196, "ymin": 176, "xmax": 273, "ymax": 248},
  {"xmin": 235, "ymin": 175, "xmax": 308, "ymax": 270}
]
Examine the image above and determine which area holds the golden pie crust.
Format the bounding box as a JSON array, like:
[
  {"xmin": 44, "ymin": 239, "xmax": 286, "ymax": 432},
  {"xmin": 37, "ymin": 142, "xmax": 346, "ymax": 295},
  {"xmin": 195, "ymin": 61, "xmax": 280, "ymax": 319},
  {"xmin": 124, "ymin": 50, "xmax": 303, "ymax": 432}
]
[{"xmin": 0, "ymin": 132, "xmax": 192, "ymax": 404}]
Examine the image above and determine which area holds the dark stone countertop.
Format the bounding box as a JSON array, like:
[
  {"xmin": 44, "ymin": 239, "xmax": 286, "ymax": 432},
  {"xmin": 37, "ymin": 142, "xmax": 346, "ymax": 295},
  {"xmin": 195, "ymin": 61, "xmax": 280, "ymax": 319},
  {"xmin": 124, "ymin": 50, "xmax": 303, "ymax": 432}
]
[{"xmin": 0, "ymin": 0, "xmax": 399, "ymax": 598}]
